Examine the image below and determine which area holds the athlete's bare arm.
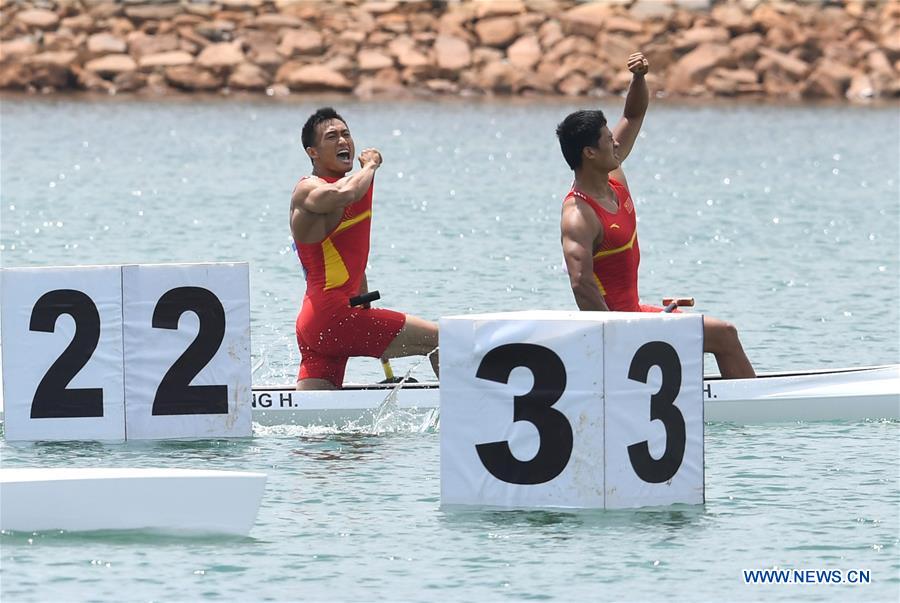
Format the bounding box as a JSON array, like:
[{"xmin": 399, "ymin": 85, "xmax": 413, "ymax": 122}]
[
  {"xmin": 290, "ymin": 149, "xmax": 382, "ymax": 244},
  {"xmin": 611, "ymin": 52, "xmax": 649, "ymax": 184},
  {"xmin": 561, "ymin": 198, "xmax": 610, "ymax": 311}
]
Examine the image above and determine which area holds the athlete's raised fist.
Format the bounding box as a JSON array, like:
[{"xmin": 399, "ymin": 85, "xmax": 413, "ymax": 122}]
[
  {"xmin": 359, "ymin": 148, "xmax": 383, "ymax": 168},
  {"xmin": 627, "ymin": 52, "xmax": 649, "ymax": 76}
]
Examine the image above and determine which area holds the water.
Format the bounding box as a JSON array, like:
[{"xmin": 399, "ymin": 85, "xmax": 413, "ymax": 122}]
[{"xmin": 1, "ymin": 96, "xmax": 898, "ymax": 601}]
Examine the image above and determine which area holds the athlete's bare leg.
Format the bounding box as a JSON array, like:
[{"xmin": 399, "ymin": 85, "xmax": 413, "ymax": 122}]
[
  {"xmin": 703, "ymin": 316, "xmax": 755, "ymax": 379},
  {"xmin": 382, "ymin": 314, "xmax": 439, "ymax": 377},
  {"xmin": 296, "ymin": 377, "xmax": 339, "ymax": 390}
]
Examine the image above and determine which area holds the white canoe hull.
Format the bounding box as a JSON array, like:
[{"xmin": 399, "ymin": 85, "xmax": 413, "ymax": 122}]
[
  {"xmin": 0, "ymin": 468, "xmax": 266, "ymax": 535},
  {"xmin": 252, "ymin": 365, "xmax": 900, "ymax": 426}
]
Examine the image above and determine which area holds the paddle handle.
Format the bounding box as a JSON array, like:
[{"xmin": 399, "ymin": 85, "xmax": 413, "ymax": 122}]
[
  {"xmin": 662, "ymin": 297, "xmax": 695, "ymax": 313},
  {"xmin": 349, "ymin": 290, "xmax": 381, "ymax": 308}
]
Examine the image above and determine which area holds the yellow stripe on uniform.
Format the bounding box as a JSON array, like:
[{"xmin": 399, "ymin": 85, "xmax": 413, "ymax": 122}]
[
  {"xmin": 322, "ymin": 238, "xmax": 349, "ymax": 290},
  {"xmin": 334, "ymin": 210, "xmax": 371, "ymax": 234},
  {"xmin": 321, "ymin": 210, "xmax": 372, "ymax": 290},
  {"xmin": 594, "ymin": 274, "xmax": 606, "ymax": 295},
  {"xmin": 593, "ymin": 230, "xmax": 637, "ymax": 260}
]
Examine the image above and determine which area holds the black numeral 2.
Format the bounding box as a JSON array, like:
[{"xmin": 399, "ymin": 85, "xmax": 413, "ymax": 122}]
[
  {"xmin": 151, "ymin": 287, "xmax": 227, "ymax": 415},
  {"xmin": 29, "ymin": 289, "xmax": 103, "ymax": 418}
]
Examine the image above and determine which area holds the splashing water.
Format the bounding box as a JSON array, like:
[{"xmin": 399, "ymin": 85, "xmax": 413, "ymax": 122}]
[{"xmin": 370, "ymin": 347, "xmax": 439, "ymax": 434}]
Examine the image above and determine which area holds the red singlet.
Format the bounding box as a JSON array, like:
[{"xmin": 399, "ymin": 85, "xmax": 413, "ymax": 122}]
[
  {"xmin": 565, "ymin": 178, "xmax": 665, "ymax": 313},
  {"xmin": 294, "ymin": 176, "xmax": 405, "ymax": 386}
]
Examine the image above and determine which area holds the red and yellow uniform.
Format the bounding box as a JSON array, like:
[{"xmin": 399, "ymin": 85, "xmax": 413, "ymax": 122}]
[
  {"xmin": 566, "ymin": 177, "xmax": 667, "ymax": 313},
  {"xmin": 294, "ymin": 176, "xmax": 405, "ymax": 386}
]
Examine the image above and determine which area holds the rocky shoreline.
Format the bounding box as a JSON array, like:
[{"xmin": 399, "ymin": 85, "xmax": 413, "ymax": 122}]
[{"xmin": 1, "ymin": 0, "xmax": 898, "ymax": 102}]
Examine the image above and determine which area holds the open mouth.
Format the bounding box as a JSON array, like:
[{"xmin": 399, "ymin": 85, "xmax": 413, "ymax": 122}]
[{"xmin": 336, "ymin": 149, "xmax": 351, "ymax": 161}]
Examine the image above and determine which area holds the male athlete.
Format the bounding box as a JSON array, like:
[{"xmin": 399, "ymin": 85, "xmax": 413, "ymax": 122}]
[
  {"xmin": 556, "ymin": 54, "xmax": 755, "ymax": 379},
  {"xmin": 290, "ymin": 107, "xmax": 438, "ymax": 390}
]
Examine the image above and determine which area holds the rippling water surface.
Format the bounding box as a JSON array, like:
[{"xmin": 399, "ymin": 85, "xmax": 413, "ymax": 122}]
[{"xmin": 1, "ymin": 96, "xmax": 898, "ymax": 602}]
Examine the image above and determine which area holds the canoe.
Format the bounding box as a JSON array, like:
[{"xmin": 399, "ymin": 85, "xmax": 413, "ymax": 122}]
[
  {"xmin": 0, "ymin": 467, "xmax": 266, "ymax": 535},
  {"xmin": 252, "ymin": 365, "xmax": 900, "ymax": 426}
]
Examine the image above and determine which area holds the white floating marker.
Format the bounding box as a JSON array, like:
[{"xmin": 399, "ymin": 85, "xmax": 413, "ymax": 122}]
[
  {"xmin": 0, "ymin": 262, "xmax": 252, "ymax": 441},
  {"xmin": 122, "ymin": 263, "xmax": 252, "ymax": 440},
  {"xmin": 440, "ymin": 310, "xmax": 704, "ymax": 510},
  {"xmin": 0, "ymin": 468, "xmax": 266, "ymax": 536},
  {"xmin": 0, "ymin": 266, "xmax": 126, "ymax": 441}
]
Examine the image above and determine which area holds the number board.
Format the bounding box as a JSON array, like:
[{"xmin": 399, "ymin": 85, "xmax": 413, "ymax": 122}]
[
  {"xmin": 1, "ymin": 266, "xmax": 126, "ymax": 441},
  {"xmin": 122, "ymin": 263, "xmax": 251, "ymax": 439},
  {"xmin": 0, "ymin": 263, "xmax": 252, "ymax": 441},
  {"xmin": 439, "ymin": 310, "xmax": 703, "ymax": 510}
]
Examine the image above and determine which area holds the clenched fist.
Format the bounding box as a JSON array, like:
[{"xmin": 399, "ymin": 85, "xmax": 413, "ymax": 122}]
[
  {"xmin": 627, "ymin": 52, "xmax": 649, "ymax": 76},
  {"xmin": 359, "ymin": 148, "xmax": 383, "ymax": 168}
]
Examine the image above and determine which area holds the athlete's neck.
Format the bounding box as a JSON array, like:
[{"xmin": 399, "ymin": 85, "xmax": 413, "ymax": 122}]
[
  {"xmin": 312, "ymin": 166, "xmax": 348, "ymax": 181},
  {"xmin": 573, "ymin": 169, "xmax": 614, "ymax": 203}
]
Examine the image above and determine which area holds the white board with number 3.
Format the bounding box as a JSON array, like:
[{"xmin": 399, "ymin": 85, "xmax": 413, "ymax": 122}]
[
  {"xmin": 122, "ymin": 263, "xmax": 252, "ymax": 440},
  {"xmin": 440, "ymin": 310, "xmax": 704, "ymax": 510},
  {"xmin": 0, "ymin": 266, "xmax": 126, "ymax": 441}
]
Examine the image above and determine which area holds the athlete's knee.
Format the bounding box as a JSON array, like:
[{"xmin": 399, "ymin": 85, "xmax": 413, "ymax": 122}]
[{"xmin": 705, "ymin": 318, "xmax": 740, "ymax": 352}]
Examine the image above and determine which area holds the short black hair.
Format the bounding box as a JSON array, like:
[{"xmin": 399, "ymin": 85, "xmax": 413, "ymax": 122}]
[
  {"xmin": 301, "ymin": 107, "xmax": 346, "ymax": 149},
  {"xmin": 556, "ymin": 110, "xmax": 607, "ymax": 171}
]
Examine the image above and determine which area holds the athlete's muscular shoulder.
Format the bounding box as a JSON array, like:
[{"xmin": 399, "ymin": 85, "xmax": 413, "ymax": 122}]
[
  {"xmin": 561, "ymin": 195, "xmax": 603, "ymax": 250},
  {"xmin": 290, "ymin": 177, "xmax": 343, "ymax": 245}
]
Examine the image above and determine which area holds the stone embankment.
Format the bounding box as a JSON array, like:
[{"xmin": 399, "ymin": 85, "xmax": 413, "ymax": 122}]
[{"xmin": 1, "ymin": 0, "xmax": 898, "ymax": 101}]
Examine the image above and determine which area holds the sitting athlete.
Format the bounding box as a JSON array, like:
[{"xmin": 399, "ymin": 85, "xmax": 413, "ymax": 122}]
[
  {"xmin": 556, "ymin": 53, "xmax": 755, "ymax": 379},
  {"xmin": 290, "ymin": 107, "xmax": 439, "ymax": 390}
]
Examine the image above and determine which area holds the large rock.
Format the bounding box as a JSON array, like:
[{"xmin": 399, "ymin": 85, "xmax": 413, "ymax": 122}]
[
  {"xmin": 219, "ymin": 0, "xmax": 264, "ymax": 9},
  {"xmin": 228, "ymin": 62, "xmax": 269, "ymax": 89},
  {"xmin": 60, "ymin": 14, "xmax": 95, "ymax": 33},
  {"xmin": 0, "ymin": 37, "xmax": 39, "ymax": 59},
  {"xmin": 675, "ymin": 26, "xmax": 730, "ymax": 52},
  {"xmin": 705, "ymin": 67, "xmax": 760, "ymax": 95},
  {"xmin": 357, "ymin": 48, "xmax": 394, "ymax": 72},
  {"xmin": 387, "ymin": 36, "xmax": 429, "ymax": 68},
  {"xmin": 139, "ymin": 50, "xmax": 194, "ymax": 69},
  {"xmin": 15, "ymin": 9, "xmax": 60, "ymax": 30},
  {"xmin": 506, "ymin": 35, "xmax": 541, "ymax": 70},
  {"xmin": 604, "ymin": 15, "xmax": 644, "ymax": 35},
  {"xmin": 475, "ymin": 17, "xmax": 519, "ymax": 48},
  {"xmin": 127, "ymin": 32, "xmax": 180, "ymax": 58},
  {"xmin": 630, "ymin": 0, "xmax": 674, "ymax": 21},
  {"xmin": 666, "ymin": 43, "xmax": 734, "ymax": 93},
  {"xmin": 197, "ymin": 42, "xmax": 244, "ymax": 69},
  {"xmin": 113, "ymin": 70, "xmax": 147, "ymax": 93},
  {"xmin": 434, "ymin": 34, "xmax": 471, "ymax": 70},
  {"xmin": 560, "ymin": 3, "xmax": 613, "ymax": 37},
  {"xmin": 800, "ymin": 60, "xmax": 855, "ymax": 98},
  {"xmin": 284, "ymin": 65, "xmax": 353, "ymax": 91},
  {"xmin": 21, "ymin": 51, "xmax": 77, "ymax": 89},
  {"xmin": 85, "ymin": 54, "xmax": 137, "ymax": 77},
  {"xmin": 87, "ymin": 33, "xmax": 127, "ymax": 55},
  {"xmin": 757, "ymin": 47, "xmax": 810, "ymax": 79},
  {"xmin": 473, "ymin": 60, "xmax": 526, "ymax": 93},
  {"xmin": 711, "ymin": 3, "xmax": 754, "ymax": 34},
  {"xmin": 729, "ymin": 33, "xmax": 764, "ymax": 62},
  {"xmin": 250, "ymin": 14, "xmax": 304, "ymax": 29},
  {"xmin": 165, "ymin": 65, "xmax": 222, "ymax": 90},
  {"xmin": 557, "ymin": 72, "xmax": 592, "ymax": 96},
  {"xmin": 596, "ymin": 32, "xmax": 633, "ymax": 68},
  {"xmin": 474, "ymin": 0, "xmax": 524, "ymax": 19},
  {"xmin": 124, "ymin": 4, "xmax": 183, "ymax": 21},
  {"xmin": 278, "ymin": 29, "xmax": 324, "ymax": 57}
]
